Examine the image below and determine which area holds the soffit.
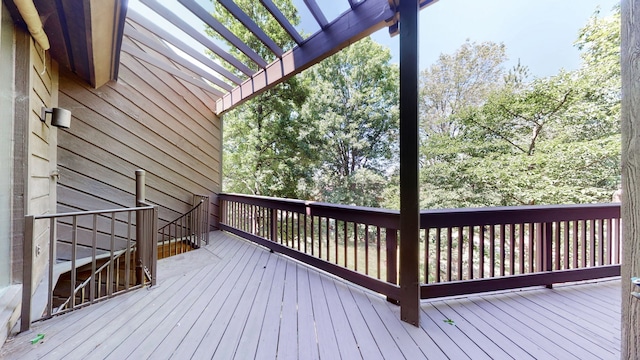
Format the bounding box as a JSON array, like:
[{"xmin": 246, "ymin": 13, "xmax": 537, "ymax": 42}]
[{"xmin": 4, "ymin": 0, "xmax": 127, "ymax": 88}]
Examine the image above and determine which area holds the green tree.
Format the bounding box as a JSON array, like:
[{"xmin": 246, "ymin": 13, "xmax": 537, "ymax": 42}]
[
  {"xmin": 419, "ymin": 8, "xmax": 620, "ymax": 208},
  {"xmin": 210, "ymin": 1, "xmax": 317, "ymax": 197},
  {"xmin": 419, "ymin": 40, "xmax": 511, "ymax": 137},
  {"xmin": 301, "ymin": 37, "xmax": 399, "ymax": 207}
]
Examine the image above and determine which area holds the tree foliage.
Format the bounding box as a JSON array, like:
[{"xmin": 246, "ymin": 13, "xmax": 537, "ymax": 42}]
[
  {"xmin": 301, "ymin": 37, "xmax": 399, "ymax": 207},
  {"xmin": 210, "ymin": 0, "xmax": 316, "ymax": 198},
  {"xmin": 419, "ymin": 8, "xmax": 621, "ymax": 209}
]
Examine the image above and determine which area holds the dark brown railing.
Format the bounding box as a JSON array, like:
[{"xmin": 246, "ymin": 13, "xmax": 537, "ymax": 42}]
[
  {"xmin": 419, "ymin": 204, "xmax": 620, "ymax": 298},
  {"xmin": 21, "ymin": 204, "xmax": 158, "ymax": 331},
  {"xmin": 219, "ymin": 194, "xmax": 401, "ymax": 300},
  {"xmin": 158, "ymin": 194, "xmax": 210, "ymax": 258},
  {"xmin": 219, "ymin": 193, "xmax": 620, "ymax": 301}
]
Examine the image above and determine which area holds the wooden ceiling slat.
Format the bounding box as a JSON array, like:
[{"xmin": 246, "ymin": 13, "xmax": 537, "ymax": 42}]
[
  {"xmin": 259, "ymin": 0, "xmax": 304, "ymax": 45},
  {"xmin": 121, "ymin": 42, "xmax": 224, "ymax": 98},
  {"xmin": 139, "ymin": 0, "xmax": 254, "ymax": 77},
  {"xmin": 216, "ymin": 0, "xmax": 394, "ymax": 114},
  {"xmin": 124, "ymin": 24, "xmax": 234, "ymax": 92},
  {"xmin": 303, "ymin": 0, "xmax": 328, "ymax": 29},
  {"xmin": 127, "ymin": 11, "xmax": 242, "ymax": 85},
  {"xmin": 177, "ymin": 0, "xmax": 268, "ymax": 68},
  {"xmin": 217, "ymin": 0, "xmax": 283, "ymax": 57}
]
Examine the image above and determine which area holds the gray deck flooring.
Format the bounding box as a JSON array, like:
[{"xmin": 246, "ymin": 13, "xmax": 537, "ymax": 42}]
[{"xmin": 1, "ymin": 231, "xmax": 621, "ymax": 359}]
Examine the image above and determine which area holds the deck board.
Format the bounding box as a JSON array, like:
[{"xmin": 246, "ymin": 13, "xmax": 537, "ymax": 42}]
[{"xmin": 1, "ymin": 231, "xmax": 622, "ymax": 360}]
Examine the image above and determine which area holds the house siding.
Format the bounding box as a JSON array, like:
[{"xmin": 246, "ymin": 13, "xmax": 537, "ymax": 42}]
[{"xmin": 56, "ymin": 36, "xmax": 222, "ymax": 257}]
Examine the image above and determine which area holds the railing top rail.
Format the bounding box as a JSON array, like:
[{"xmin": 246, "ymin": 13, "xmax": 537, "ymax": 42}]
[
  {"xmin": 421, "ymin": 203, "xmax": 621, "ymax": 228},
  {"xmin": 158, "ymin": 199, "xmax": 205, "ymax": 232},
  {"xmin": 221, "ymin": 192, "xmax": 621, "ymax": 229},
  {"xmin": 31, "ymin": 205, "xmax": 156, "ymax": 220}
]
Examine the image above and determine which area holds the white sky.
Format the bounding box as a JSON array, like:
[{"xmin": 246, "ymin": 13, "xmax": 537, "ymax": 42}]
[{"xmin": 368, "ymin": 0, "xmax": 620, "ymax": 77}]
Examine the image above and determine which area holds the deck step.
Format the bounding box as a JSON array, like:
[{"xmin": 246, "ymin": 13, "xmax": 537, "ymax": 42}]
[{"xmin": 0, "ymin": 285, "xmax": 22, "ymax": 346}]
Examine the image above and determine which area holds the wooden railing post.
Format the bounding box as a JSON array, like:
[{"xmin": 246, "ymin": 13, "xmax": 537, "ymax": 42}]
[
  {"xmin": 21, "ymin": 215, "xmax": 35, "ymax": 332},
  {"xmin": 135, "ymin": 169, "xmax": 146, "ymax": 285},
  {"xmin": 150, "ymin": 206, "xmax": 158, "ymax": 286},
  {"xmin": 386, "ymin": 229, "xmax": 399, "ymax": 304}
]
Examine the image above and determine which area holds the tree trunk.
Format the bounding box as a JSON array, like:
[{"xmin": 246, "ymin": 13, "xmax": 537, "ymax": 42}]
[{"xmin": 621, "ymin": 1, "xmax": 640, "ymax": 358}]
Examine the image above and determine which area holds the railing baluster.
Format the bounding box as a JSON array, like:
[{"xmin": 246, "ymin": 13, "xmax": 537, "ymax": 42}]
[
  {"xmin": 457, "ymin": 227, "xmax": 463, "ymax": 280},
  {"xmin": 343, "ymin": 221, "xmax": 348, "ymax": 268},
  {"xmin": 109, "ymin": 212, "xmax": 115, "ymax": 297},
  {"xmin": 435, "ymin": 228, "xmax": 441, "ymax": 283},
  {"xmin": 479, "ymin": 225, "xmax": 485, "ymax": 278},
  {"xmin": 354, "ymin": 223, "xmax": 358, "ymax": 272},
  {"xmin": 589, "ymin": 219, "xmax": 595, "ymax": 266},
  {"xmin": 446, "ymin": 228, "xmax": 452, "ymax": 281},
  {"xmin": 581, "ymin": 219, "xmax": 587, "ymax": 268},
  {"xmin": 509, "ymin": 224, "xmax": 515, "ymax": 276},
  {"xmin": 377, "ymin": 226, "xmax": 382, "ymax": 280},
  {"xmin": 47, "ymin": 217, "xmax": 55, "ymax": 318},
  {"xmin": 599, "ymin": 218, "xmax": 604, "ymax": 266},
  {"xmin": 489, "ymin": 225, "xmax": 495, "ymax": 277},
  {"xmin": 365, "ymin": 225, "xmax": 369, "ymax": 276},
  {"xmin": 563, "ymin": 221, "xmax": 569, "ymax": 270},
  {"xmin": 529, "ymin": 223, "xmax": 535, "ymax": 273},
  {"xmin": 71, "ymin": 216, "xmax": 78, "ymax": 310},
  {"xmin": 424, "ymin": 228, "xmax": 429, "ymax": 283},
  {"xmin": 499, "ymin": 224, "xmax": 506, "ymax": 277},
  {"xmin": 467, "ymin": 226, "xmax": 473, "ymax": 280}
]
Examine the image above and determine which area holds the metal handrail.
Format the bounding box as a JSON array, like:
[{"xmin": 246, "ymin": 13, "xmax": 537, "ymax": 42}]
[
  {"xmin": 21, "ymin": 204, "xmax": 158, "ymax": 332},
  {"xmin": 157, "ymin": 195, "xmax": 209, "ymax": 259},
  {"xmin": 57, "ymin": 246, "xmax": 135, "ymax": 312}
]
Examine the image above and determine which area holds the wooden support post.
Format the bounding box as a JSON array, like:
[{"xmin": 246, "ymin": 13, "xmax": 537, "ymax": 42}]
[
  {"xmin": 399, "ymin": 0, "xmax": 420, "ymax": 326},
  {"xmin": 135, "ymin": 170, "xmax": 146, "ymax": 285},
  {"xmin": 621, "ymin": 1, "xmax": 640, "ymax": 356},
  {"xmin": 20, "ymin": 215, "xmax": 34, "ymax": 332}
]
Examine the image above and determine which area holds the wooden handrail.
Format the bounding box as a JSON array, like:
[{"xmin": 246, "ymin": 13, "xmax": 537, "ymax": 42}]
[{"xmin": 219, "ymin": 193, "xmax": 622, "ymax": 302}]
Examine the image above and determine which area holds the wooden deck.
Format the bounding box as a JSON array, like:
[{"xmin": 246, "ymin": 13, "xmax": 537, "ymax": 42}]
[{"xmin": 1, "ymin": 231, "xmax": 620, "ymax": 359}]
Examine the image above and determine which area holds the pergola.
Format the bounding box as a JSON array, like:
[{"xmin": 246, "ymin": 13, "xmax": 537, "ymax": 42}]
[{"xmin": 5, "ymin": 0, "xmax": 433, "ymax": 325}]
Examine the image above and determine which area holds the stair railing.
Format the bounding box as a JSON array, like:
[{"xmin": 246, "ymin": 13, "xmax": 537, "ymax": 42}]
[{"xmin": 158, "ymin": 195, "xmax": 210, "ymax": 259}]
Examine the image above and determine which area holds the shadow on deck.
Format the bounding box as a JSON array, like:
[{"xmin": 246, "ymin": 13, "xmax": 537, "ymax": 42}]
[{"xmin": 1, "ymin": 231, "xmax": 620, "ymax": 359}]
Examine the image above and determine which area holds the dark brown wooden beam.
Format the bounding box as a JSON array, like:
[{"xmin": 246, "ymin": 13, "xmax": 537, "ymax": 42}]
[
  {"xmin": 217, "ymin": 0, "xmax": 283, "ymax": 57},
  {"xmin": 121, "ymin": 42, "xmax": 224, "ymax": 98},
  {"xmin": 124, "ymin": 24, "xmax": 234, "ymax": 92},
  {"xmin": 127, "ymin": 11, "xmax": 242, "ymax": 85},
  {"xmin": 177, "ymin": 0, "xmax": 268, "ymax": 68},
  {"xmin": 216, "ymin": 0, "xmax": 395, "ymax": 114},
  {"xmin": 138, "ymin": 0, "xmax": 254, "ymax": 77},
  {"xmin": 260, "ymin": 0, "xmax": 304, "ymax": 45},
  {"xmin": 303, "ymin": 0, "xmax": 328, "ymax": 28},
  {"xmin": 399, "ymin": 0, "xmax": 420, "ymax": 326}
]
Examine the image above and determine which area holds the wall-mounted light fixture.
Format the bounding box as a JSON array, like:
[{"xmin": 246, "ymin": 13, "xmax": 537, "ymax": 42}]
[{"xmin": 40, "ymin": 107, "xmax": 71, "ymax": 129}]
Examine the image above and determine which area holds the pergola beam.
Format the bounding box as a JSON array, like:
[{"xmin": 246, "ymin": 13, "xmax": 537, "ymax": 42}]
[
  {"xmin": 216, "ymin": 0, "xmax": 395, "ymax": 114},
  {"xmin": 124, "ymin": 24, "xmax": 234, "ymax": 92},
  {"xmin": 127, "ymin": 11, "xmax": 242, "ymax": 85},
  {"xmin": 303, "ymin": 0, "xmax": 329, "ymax": 28},
  {"xmin": 218, "ymin": 0, "xmax": 284, "ymax": 57},
  {"xmin": 178, "ymin": 0, "xmax": 268, "ymax": 68},
  {"xmin": 139, "ymin": 0, "xmax": 254, "ymax": 77},
  {"xmin": 260, "ymin": 0, "xmax": 304, "ymax": 45},
  {"xmin": 121, "ymin": 42, "xmax": 224, "ymax": 98}
]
